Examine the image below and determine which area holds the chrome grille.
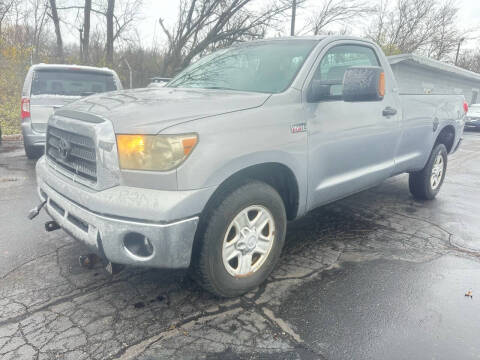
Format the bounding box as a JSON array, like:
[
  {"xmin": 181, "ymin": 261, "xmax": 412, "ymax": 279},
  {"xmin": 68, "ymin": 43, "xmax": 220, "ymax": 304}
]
[{"xmin": 46, "ymin": 126, "xmax": 97, "ymax": 182}]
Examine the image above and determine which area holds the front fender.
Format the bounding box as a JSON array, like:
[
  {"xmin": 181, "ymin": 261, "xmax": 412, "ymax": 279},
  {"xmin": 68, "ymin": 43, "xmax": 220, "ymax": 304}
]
[
  {"xmin": 179, "ymin": 150, "xmax": 308, "ymax": 219},
  {"xmin": 169, "ymin": 91, "xmax": 309, "ymax": 216}
]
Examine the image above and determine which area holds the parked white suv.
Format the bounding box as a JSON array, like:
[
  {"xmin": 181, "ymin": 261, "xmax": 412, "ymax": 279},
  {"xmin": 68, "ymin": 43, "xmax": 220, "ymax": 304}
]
[{"xmin": 21, "ymin": 64, "xmax": 122, "ymax": 158}]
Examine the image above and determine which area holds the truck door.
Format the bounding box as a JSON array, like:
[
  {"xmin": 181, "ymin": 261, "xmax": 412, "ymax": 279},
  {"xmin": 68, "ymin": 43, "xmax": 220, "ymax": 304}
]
[{"xmin": 305, "ymin": 42, "xmax": 401, "ymax": 210}]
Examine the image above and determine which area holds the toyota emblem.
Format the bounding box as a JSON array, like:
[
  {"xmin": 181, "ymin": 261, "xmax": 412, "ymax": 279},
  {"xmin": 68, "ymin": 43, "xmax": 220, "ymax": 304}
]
[{"xmin": 58, "ymin": 138, "xmax": 72, "ymax": 161}]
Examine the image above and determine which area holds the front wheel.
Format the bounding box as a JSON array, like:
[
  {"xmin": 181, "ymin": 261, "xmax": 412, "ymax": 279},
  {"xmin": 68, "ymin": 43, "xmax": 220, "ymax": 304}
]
[
  {"xmin": 191, "ymin": 181, "xmax": 287, "ymax": 297},
  {"xmin": 409, "ymin": 143, "xmax": 448, "ymax": 200}
]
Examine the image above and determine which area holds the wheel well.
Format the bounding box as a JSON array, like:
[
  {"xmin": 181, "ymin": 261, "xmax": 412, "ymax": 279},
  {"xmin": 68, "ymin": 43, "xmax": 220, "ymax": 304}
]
[
  {"xmin": 202, "ymin": 163, "xmax": 300, "ymax": 222},
  {"xmin": 435, "ymin": 125, "xmax": 455, "ymax": 153}
]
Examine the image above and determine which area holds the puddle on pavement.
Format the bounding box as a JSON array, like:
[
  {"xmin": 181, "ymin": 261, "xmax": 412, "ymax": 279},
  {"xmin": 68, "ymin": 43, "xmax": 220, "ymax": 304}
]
[
  {"xmin": 284, "ymin": 203, "xmax": 381, "ymax": 254},
  {"xmin": 205, "ymin": 345, "xmax": 320, "ymax": 360},
  {"xmin": 278, "ymin": 256, "xmax": 480, "ymax": 360}
]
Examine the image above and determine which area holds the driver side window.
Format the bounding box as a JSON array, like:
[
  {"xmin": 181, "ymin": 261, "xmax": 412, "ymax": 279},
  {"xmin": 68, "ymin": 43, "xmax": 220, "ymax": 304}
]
[{"xmin": 313, "ymin": 44, "xmax": 380, "ymax": 99}]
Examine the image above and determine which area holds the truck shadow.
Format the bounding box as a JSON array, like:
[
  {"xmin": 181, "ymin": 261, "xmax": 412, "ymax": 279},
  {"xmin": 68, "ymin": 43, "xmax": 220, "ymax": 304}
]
[{"xmin": 69, "ymin": 175, "xmax": 418, "ymax": 304}]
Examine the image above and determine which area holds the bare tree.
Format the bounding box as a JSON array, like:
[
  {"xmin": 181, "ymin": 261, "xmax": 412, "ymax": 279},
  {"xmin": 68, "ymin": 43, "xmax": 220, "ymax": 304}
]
[
  {"xmin": 426, "ymin": 1, "xmax": 464, "ymax": 60},
  {"xmin": 29, "ymin": 0, "xmax": 49, "ymax": 62},
  {"xmin": 159, "ymin": 0, "xmax": 291, "ymax": 77},
  {"xmin": 48, "ymin": 0, "xmax": 63, "ymax": 61},
  {"xmin": 104, "ymin": 0, "xmax": 142, "ymax": 64},
  {"xmin": 457, "ymin": 49, "xmax": 480, "ymax": 74},
  {"xmin": 307, "ymin": 0, "xmax": 373, "ymax": 35},
  {"xmin": 55, "ymin": 0, "xmax": 141, "ymax": 64},
  {"xmin": 0, "ymin": 0, "xmax": 18, "ymax": 38},
  {"xmin": 366, "ymin": 0, "xmax": 434, "ymax": 55},
  {"xmin": 366, "ymin": 0, "xmax": 465, "ymax": 60}
]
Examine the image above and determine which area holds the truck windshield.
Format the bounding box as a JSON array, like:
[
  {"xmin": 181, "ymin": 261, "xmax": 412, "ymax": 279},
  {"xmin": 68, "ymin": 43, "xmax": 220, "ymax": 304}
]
[
  {"xmin": 167, "ymin": 40, "xmax": 318, "ymax": 93},
  {"xmin": 31, "ymin": 69, "xmax": 116, "ymax": 96}
]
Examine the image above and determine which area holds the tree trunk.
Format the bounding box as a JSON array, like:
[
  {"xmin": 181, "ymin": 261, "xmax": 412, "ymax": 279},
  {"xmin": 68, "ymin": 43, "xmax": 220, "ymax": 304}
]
[
  {"xmin": 106, "ymin": 0, "xmax": 115, "ymax": 64},
  {"xmin": 83, "ymin": 0, "xmax": 91, "ymax": 63},
  {"xmin": 79, "ymin": 27, "xmax": 83, "ymax": 60},
  {"xmin": 49, "ymin": 0, "xmax": 63, "ymax": 61}
]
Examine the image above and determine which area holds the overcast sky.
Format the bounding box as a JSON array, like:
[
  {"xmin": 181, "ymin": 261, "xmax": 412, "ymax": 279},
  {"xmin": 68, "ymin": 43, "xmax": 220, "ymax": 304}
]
[{"xmin": 134, "ymin": 0, "xmax": 480, "ymax": 49}]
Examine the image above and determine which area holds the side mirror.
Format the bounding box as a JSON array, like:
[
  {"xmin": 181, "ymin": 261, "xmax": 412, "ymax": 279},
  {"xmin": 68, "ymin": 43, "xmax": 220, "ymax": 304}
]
[
  {"xmin": 307, "ymin": 79, "xmax": 341, "ymax": 102},
  {"xmin": 342, "ymin": 66, "xmax": 385, "ymax": 102}
]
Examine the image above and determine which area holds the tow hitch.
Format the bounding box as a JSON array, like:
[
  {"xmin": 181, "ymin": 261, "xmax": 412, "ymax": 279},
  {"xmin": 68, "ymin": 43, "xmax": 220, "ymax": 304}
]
[
  {"xmin": 27, "ymin": 200, "xmax": 46, "ymax": 220},
  {"xmin": 105, "ymin": 262, "xmax": 125, "ymax": 275},
  {"xmin": 79, "ymin": 254, "xmax": 99, "ymax": 269},
  {"xmin": 78, "ymin": 255, "xmax": 124, "ymax": 276}
]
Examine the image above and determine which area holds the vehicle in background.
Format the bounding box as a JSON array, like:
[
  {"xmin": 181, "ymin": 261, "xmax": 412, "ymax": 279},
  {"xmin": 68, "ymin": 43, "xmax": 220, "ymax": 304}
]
[
  {"xmin": 21, "ymin": 64, "xmax": 122, "ymax": 159},
  {"xmin": 465, "ymin": 103, "xmax": 480, "ymax": 129},
  {"xmin": 146, "ymin": 82, "xmax": 166, "ymax": 88},
  {"xmin": 147, "ymin": 77, "xmax": 171, "ymax": 88},
  {"xmin": 33, "ymin": 36, "xmax": 465, "ymax": 297}
]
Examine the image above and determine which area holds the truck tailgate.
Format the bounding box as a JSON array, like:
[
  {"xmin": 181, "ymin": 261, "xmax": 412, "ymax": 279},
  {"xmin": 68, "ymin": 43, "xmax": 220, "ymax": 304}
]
[{"xmin": 30, "ymin": 96, "xmax": 79, "ymax": 133}]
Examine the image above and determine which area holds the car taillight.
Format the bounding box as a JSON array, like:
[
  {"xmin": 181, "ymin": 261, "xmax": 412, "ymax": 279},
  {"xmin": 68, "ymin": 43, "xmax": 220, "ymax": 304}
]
[
  {"xmin": 463, "ymin": 101, "xmax": 469, "ymax": 114},
  {"xmin": 21, "ymin": 98, "xmax": 30, "ymax": 119}
]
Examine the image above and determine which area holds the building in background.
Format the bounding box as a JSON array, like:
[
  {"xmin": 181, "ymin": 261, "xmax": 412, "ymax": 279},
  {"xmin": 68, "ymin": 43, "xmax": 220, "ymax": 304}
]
[{"xmin": 389, "ymin": 54, "xmax": 480, "ymax": 105}]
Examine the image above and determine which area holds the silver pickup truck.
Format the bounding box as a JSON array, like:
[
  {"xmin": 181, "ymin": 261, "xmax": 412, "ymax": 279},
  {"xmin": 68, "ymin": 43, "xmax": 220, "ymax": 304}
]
[{"xmin": 33, "ymin": 36, "xmax": 465, "ymax": 297}]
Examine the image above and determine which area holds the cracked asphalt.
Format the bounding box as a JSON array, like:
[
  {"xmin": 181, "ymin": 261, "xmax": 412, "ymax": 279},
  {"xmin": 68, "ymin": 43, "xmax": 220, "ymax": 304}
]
[{"xmin": 1, "ymin": 131, "xmax": 480, "ymax": 360}]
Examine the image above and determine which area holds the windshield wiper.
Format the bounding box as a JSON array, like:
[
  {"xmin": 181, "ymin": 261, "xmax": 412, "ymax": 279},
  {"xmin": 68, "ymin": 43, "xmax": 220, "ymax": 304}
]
[{"xmin": 203, "ymin": 86, "xmax": 237, "ymax": 91}]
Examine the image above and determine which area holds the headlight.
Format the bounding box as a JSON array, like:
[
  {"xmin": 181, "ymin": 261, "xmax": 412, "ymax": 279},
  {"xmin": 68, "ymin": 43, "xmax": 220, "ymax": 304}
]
[{"xmin": 116, "ymin": 133, "xmax": 198, "ymax": 171}]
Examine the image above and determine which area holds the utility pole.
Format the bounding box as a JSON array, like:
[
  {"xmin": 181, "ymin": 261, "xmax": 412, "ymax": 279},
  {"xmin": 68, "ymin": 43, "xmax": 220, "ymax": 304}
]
[
  {"xmin": 455, "ymin": 37, "xmax": 465, "ymax": 66},
  {"xmin": 290, "ymin": 0, "xmax": 296, "ymax": 36}
]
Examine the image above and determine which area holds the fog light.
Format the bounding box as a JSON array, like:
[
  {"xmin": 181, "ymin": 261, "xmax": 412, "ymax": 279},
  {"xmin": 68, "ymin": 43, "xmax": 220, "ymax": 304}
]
[{"xmin": 124, "ymin": 232, "xmax": 154, "ymax": 258}]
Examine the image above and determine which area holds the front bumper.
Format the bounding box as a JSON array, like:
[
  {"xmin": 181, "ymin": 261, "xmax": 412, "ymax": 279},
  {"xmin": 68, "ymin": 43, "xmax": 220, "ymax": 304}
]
[{"xmin": 36, "ymin": 159, "xmax": 205, "ymax": 269}]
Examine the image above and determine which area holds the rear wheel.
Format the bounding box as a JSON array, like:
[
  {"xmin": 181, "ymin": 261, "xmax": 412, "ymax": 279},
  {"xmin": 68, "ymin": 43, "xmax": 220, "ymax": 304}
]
[
  {"xmin": 191, "ymin": 181, "xmax": 286, "ymax": 297},
  {"xmin": 409, "ymin": 144, "xmax": 447, "ymax": 200}
]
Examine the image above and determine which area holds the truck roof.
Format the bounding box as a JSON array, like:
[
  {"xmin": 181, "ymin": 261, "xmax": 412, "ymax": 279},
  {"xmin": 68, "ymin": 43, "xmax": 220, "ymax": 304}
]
[
  {"xmin": 243, "ymin": 35, "xmax": 375, "ymax": 44},
  {"xmin": 29, "ymin": 63, "xmax": 116, "ymax": 74},
  {"xmin": 227, "ymin": 36, "xmax": 378, "ymax": 51}
]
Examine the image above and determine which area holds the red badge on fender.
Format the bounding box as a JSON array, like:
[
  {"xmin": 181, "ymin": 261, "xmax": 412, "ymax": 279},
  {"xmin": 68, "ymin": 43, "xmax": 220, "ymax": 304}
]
[{"xmin": 290, "ymin": 123, "xmax": 307, "ymax": 133}]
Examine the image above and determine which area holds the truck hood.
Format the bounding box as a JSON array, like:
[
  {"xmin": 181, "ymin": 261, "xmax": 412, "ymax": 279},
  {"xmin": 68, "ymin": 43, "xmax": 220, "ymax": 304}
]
[{"xmin": 55, "ymin": 87, "xmax": 271, "ymax": 133}]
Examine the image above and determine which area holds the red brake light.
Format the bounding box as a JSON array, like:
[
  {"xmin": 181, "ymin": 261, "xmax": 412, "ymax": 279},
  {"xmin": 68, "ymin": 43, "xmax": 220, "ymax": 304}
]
[
  {"xmin": 21, "ymin": 98, "xmax": 30, "ymax": 119},
  {"xmin": 463, "ymin": 101, "xmax": 469, "ymax": 114}
]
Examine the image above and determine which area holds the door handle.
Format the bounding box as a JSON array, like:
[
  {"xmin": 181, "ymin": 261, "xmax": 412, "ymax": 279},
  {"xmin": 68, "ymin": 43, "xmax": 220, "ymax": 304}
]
[{"xmin": 383, "ymin": 106, "xmax": 397, "ymax": 117}]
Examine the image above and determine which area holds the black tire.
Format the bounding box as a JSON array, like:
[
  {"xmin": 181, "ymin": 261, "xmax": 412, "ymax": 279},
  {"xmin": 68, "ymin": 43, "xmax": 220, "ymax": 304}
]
[
  {"xmin": 191, "ymin": 181, "xmax": 287, "ymax": 297},
  {"xmin": 409, "ymin": 143, "xmax": 448, "ymax": 200},
  {"xmin": 25, "ymin": 145, "xmax": 43, "ymax": 159}
]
